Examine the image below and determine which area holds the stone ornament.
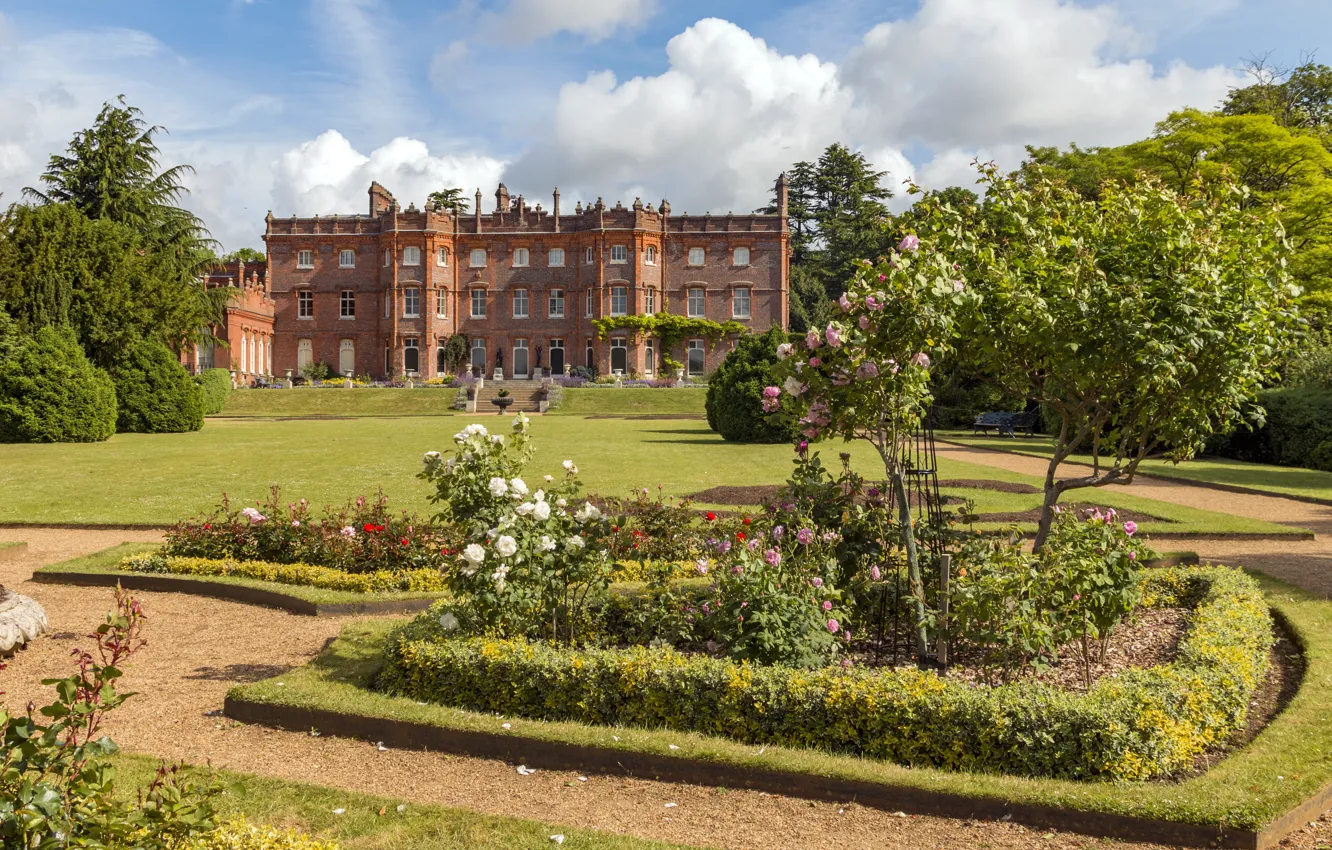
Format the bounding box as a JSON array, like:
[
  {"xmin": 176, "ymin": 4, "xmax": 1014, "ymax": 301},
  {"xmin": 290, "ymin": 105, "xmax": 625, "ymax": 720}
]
[{"xmin": 0, "ymin": 585, "xmax": 49, "ymax": 655}]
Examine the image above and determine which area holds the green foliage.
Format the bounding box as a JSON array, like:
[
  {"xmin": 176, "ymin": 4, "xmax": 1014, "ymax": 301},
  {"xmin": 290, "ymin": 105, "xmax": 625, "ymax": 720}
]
[
  {"xmin": 0, "ymin": 326, "xmax": 116, "ymax": 443},
  {"xmin": 426, "ymin": 187, "xmax": 469, "ymax": 214},
  {"xmin": 442, "ymin": 334, "xmax": 469, "ymax": 373},
  {"xmin": 1221, "ymin": 58, "xmax": 1332, "ymax": 134},
  {"xmin": 377, "ymin": 566, "xmax": 1271, "ymax": 782},
  {"xmin": 121, "ymin": 552, "xmax": 448, "ymax": 594},
  {"xmin": 591, "ymin": 313, "xmax": 746, "ymax": 370},
  {"xmin": 1211, "ymin": 387, "xmax": 1332, "ymax": 471},
  {"xmin": 705, "ymin": 326, "xmax": 797, "ymax": 443},
  {"xmin": 109, "ymin": 336, "xmax": 204, "ymax": 433},
  {"xmin": 221, "ymin": 248, "xmax": 266, "ymax": 264},
  {"xmin": 0, "ymin": 589, "xmax": 220, "ymax": 849},
  {"xmin": 191, "ymin": 818, "xmax": 339, "ymax": 850},
  {"xmin": 300, "ymin": 361, "xmax": 332, "ymax": 382},
  {"xmin": 195, "ymin": 367, "xmax": 232, "ymax": 415},
  {"xmin": 924, "ymin": 162, "xmax": 1300, "ymax": 547}
]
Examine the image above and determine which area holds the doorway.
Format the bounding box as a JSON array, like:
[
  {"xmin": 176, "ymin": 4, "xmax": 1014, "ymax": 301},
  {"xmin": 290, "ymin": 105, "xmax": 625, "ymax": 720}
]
[
  {"xmin": 610, "ymin": 338, "xmax": 627, "ymax": 375},
  {"xmin": 513, "ymin": 339, "xmax": 530, "ymax": 378},
  {"xmin": 549, "ymin": 338, "xmax": 565, "ymax": 375}
]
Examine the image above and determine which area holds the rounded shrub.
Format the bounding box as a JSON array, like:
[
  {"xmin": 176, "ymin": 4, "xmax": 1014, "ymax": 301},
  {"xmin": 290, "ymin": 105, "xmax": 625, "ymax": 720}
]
[
  {"xmin": 109, "ymin": 337, "xmax": 204, "ymax": 433},
  {"xmin": 194, "ymin": 367, "xmax": 232, "ymax": 415},
  {"xmin": 705, "ymin": 326, "xmax": 797, "ymax": 443},
  {"xmin": 0, "ymin": 326, "xmax": 117, "ymax": 443}
]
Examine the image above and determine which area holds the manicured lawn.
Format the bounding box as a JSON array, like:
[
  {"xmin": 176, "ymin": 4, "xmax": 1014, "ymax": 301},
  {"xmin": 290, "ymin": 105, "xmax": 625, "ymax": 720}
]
[
  {"xmin": 220, "ymin": 387, "xmax": 459, "ymax": 418},
  {"xmin": 110, "ymin": 754, "xmax": 692, "ymax": 850},
  {"xmin": 225, "ymin": 573, "xmax": 1332, "ymax": 833},
  {"xmin": 942, "ymin": 432, "xmax": 1332, "ymax": 502},
  {"xmin": 551, "ymin": 388, "xmax": 707, "ymax": 416},
  {"xmin": 0, "ymin": 416, "xmax": 1301, "ymax": 535}
]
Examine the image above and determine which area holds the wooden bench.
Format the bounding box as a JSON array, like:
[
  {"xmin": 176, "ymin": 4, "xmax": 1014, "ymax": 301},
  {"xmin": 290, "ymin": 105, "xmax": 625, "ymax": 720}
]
[{"xmin": 973, "ymin": 411, "xmax": 1038, "ymax": 437}]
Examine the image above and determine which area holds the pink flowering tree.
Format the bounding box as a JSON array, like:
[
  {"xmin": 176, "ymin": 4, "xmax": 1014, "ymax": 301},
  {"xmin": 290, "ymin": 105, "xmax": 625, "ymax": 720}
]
[{"xmin": 769, "ymin": 232, "xmax": 977, "ymax": 656}]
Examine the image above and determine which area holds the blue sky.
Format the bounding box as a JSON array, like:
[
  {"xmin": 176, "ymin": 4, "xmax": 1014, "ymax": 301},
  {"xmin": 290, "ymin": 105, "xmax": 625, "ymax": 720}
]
[{"xmin": 0, "ymin": 0, "xmax": 1327, "ymax": 251}]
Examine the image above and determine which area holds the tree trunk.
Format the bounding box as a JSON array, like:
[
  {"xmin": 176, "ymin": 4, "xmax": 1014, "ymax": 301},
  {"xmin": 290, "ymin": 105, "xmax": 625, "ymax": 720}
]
[
  {"xmin": 891, "ymin": 471, "xmax": 930, "ymax": 663},
  {"xmin": 1033, "ymin": 482, "xmax": 1062, "ymax": 552}
]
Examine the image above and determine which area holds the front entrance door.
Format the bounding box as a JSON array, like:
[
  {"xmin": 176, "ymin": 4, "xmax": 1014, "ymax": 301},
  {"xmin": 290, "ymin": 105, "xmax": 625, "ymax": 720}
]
[
  {"xmin": 549, "ymin": 339, "xmax": 565, "ymax": 375},
  {"xmin": 513, "ymin": 339, "xmax": 529, "ymax": 378},
  {"xmin": 471, "ymin": 340, "xmax": 486, "ymax": 374}
]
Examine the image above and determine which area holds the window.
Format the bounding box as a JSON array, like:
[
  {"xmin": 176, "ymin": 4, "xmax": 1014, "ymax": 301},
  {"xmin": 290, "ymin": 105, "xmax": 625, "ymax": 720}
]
[
  {"xmin": 385, "ymin": 346, "xmax": 391, "ymax": 375},
  {"xmin": 585, "ymin": 340, "xmax": 595, "ymax": 369},
  {"xmin": 403, "ymin": 246, "xmax": 420, "ymax": 266},
  {"xmin": 688, "ymin": 340, "xmax": 706, "ymax": 376},
  {"xmin": 513, "ymin": 339, "xmax": 529, "ymax": 377},
  {"xmin": 585, "ymin": 289, "xmax": 594, "ymax": 318},
  {"xmin": 733, "ymin": 246, "xmax": 750, "ymax": 266},
  {"xmin": 644, "ymin": 339, "xmax": 655, "ymax": 376},
  {"xmin": 471, "ymin": 338, "xmax": 486, "ymax": 371},
  {"xmin": 470, "ymin": 289, "xmax": 486, "ymax": 318},
  {"xmin": 339, "ymin": 249, "xmax": 355, "ymax": 268},
  {"xmin": 435, "ymin": 289, "xmax": 447, "ymax": 318},
  {"xmin": 688, "ymin": 247, "xmax": 705, "ymax": 266},
  {"xmin": 513, "ymin": 248, "xmax": 529, "ymax": 267},
  {"xmin": 240, "ymin": 334, "xmax": 247, "ymax": 374},
  {"xmin": 340, "ymin": 290, "xmax": 356, "ymax": 319},
  {"xmin": 687, "ymin": 287, "xmax": 705, "ymax": 318},
  {"xmin": 548, "ymin": 288, "xmax": 565, "ymax": 318},
  {"xmin": 470, "ymin": 248, "xmax": 487, "ymax": 267},
  {"xmin": 512, "ymin": 288, "xmax": 529, "ymax": 318},
  {"xmin": 644, "ymin": 288, "xmax": 656, "ymax": 314},
  {"xmin": 610, "ymin": 286, "xmax": 627, "ymax": 316},
  {"xmin": 585, "ymin": 246, "xmax": 594, "ymax": 264},
  {"xmin": 383, "ymin": 249, "xmax": 390, "ymax": 267},
  {"xmin": 610, "ymin": 338, "xmax": 627, "ymax": 374},
  {"xmin": 297, "ymin": 250, "xmax": 314, "ymax": 269},
  {"xmin": 437, "ymin": 247, "xmax": 449, "ymax": 266},
  {"xmin": 383, "ymin": 293, "xmax": 391, "ymax": 318},
  {"xmin": 297, "ymin": 338, "xmax": 313, "ymax": 370},
  {"xmin": 610, "ymin": 245, "xmax": 627, "ymax": 263},
  {"xmin": 644, "ymin": 246, "xmax": 656, "ymax": 265},
  {"xmin": 297, "ymin": 290, "xmax": 314, "ymax": 319},
  {"xmin": 548, "ymin": 247, "xmax": 565, "ymax": 267},
  {"xmin": 732, "ymin": 286, "xmax": 751, "ymax": 319},
  {"xmin": 404, "ymin": 287, "xmax": 420, "ymax": 318},
  {"xmin": 404, "ymin": 337, "xmax": 419, "ymax": 374}
]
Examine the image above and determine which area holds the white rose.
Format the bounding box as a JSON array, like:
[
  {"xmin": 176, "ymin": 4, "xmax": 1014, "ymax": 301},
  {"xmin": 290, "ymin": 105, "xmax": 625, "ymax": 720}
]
[
  {"xmin": 423, "ymin": 451, "xmax": 442, "ymax": 466},
  {"xmin": 491, "ymin": 435, "xmax": 505, "ymax": 445},
  {"xmin": 783, "ymin": 375, "xmax": 806, "ymax": 396},
  {"xmin": 532, "ymin": 501, "xmax": 551, "ymax": 521},
  {"xmin": 776, "ymin": 342, "xmax": 793, "ymax": 360},
  {"xmin": 462, "ymin": 544, "xmax": 486, "ymax": 565},
  {"xmin": 544, "ymin": 475, "xmax": 554, "ymax": 483},
  {"xmin": 464, "ymin": 423, "xmax": 488, "ymax": 438},
  {"xmin": 515, "ymin": 502, "xmax": 535, "ymax": 517},
  {"xmin": 567, "ymin": 535, "xmax": 585, "ymax": 550},
  {"xmin": 539, "ymin": 535, "xmax": 556, "ymax": 552},
  {"xmin": 556, "ymin": 498, "xmax": 568, "ymax": 508},
  {"xmin": 495, "ymin": 535, "xmax": 518, "ymax": 558},
  {"xmin": 488, "ymin": 477, "xmax": 508, "ymax": 497},
  {"xmin": 562, "ymin": 459, "xmax": 574, "ymax": 471},
  {"xmin": 438, "ymin": 612, "xmax": 460, "ymax": 631},
  {"xmin": 533, "ymin": 489, "xmax": 546, "ymax": 502},
  {"xmin": 510, "ymin": 478, "xmax": 529, "ymax": 496},
  {"xmin": 575, "ymin": 502, "xmax": 601, "ymax": 522}
]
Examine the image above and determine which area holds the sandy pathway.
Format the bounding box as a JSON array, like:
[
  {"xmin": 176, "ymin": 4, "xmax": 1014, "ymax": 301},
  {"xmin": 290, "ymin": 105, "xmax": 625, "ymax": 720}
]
[
  {"xmin": 2, "ymin": 526, "xmax": 1330, "ymax": 850},
  {"xmin": 938, "ymin": 442, "xmax": 1332, "ymax": 598}
]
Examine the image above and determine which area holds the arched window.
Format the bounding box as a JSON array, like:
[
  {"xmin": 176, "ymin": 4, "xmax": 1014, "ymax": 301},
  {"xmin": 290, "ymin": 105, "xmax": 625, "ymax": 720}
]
[
  {"xmin": 297, "ymin": 339, "xmax": 313, "ymax": 370},
  {"xmin": 239, "ymin": 334, "xmax": 248, "ymax": 374}
]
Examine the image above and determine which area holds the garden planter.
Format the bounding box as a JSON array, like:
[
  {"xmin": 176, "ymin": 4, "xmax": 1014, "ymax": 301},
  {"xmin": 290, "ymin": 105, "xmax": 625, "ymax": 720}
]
[{"xmin": 491, "ymin": 396, "xmax": 515, "ymax": 411}]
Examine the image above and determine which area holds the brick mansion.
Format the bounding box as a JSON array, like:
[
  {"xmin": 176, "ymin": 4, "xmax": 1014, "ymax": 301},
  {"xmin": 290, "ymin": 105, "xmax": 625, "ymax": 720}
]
[{"xmin": 189, "ymin": 177, "xmax": 791, "ymax": 382}]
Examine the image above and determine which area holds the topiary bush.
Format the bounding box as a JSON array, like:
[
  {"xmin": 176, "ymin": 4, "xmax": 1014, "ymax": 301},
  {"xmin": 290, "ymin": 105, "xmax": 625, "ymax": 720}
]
[
  {"xmin": 109, "ymin": 337, "xmax": 204, "ymax": 433},
  {"xmin": 195, "ymin": 367, "xmax": 232, "ymax": 415},
  {"xmin": 0, "ymin": 325, "xmax": 117, "ymax": 442},
  {"xmin": 705, "ymin": 326, "xmax": 797, "ymax": 443}
]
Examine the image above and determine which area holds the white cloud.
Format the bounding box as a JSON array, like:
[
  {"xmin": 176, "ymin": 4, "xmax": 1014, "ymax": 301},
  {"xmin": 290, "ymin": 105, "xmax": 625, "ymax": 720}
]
[
  {"xmin": 479, "ymin": 0, "xmax": 658, "ymax": 43},
  {"xmin": 271, "ymin": 130, "xmax": 506, "ymax": 216},
  {"xmin": 429, "ymin": 40, "xmax": 470, "ymax": 91}
]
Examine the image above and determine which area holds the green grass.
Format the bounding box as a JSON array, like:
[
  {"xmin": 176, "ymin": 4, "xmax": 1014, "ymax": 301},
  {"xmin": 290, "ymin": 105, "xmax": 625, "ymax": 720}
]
[
  {"xmin": 943, "ymin": 432, "xmax": 1332, "ymax": 503},
  {"xmin": 0, "ymin": 416, "xmax": 1302, "ymax": 535},
  {"xmin": 551, "ymin": 388, "xmax": 708, "ymax": 416},
  {"xmin": 107, "ymin": 754, "xmax": 694, "ymax": 850},
  {"xmin": 220, "ymin": 388, "xmax": 459, "ymax": 418},
  {"xmin": 35, "ymin": 543, "xmax": 446, "ymax": 608},
  {"xmin": 227, "ymin": 574, "xmax": 1331, "ymax": 832}
]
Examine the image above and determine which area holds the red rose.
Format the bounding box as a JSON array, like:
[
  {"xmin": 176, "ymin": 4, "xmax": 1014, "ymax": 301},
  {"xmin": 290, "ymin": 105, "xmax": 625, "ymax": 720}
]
[
  {"xmin": 742, "ymin": 517, "xmax": 752, "ymax": 525},
  {"xmin": 363, "ymin": 523, "xmax": 374, "ymax": 533},
  {"xmin": 737, "ymin": 531, "xmax": 747, "ymax": 541},
  {"xmin": 401, "ymin": 538, "xmax": 409, "ymax": 546},
  {"xmin": 203, "ymin": 523, "xmax": 211, "ymax": 530},
  {"xmin": 705, "ymin": 512, "xmax": 717, "ymax": 522}
]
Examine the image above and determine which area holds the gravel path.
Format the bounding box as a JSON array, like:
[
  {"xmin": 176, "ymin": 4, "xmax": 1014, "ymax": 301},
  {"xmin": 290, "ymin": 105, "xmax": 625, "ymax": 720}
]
[
  {"xmin": 937, "ymin": 442, "xmax": 1332, "ymax": 598},
  {"xmin": 3, "ymin": 523, "xmax": 1331, "ymax": 850}
]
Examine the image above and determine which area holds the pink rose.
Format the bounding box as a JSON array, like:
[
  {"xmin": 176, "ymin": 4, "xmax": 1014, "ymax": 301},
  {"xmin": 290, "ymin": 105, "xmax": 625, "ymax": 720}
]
[
  {"xmin": 871, "ymin": 566, "xmax": 881, "ymax": 580},
  {"xmin": 857, "ymin": 361, "xmax": 879, "ymax": 379},
  {"xmin": 825, "ymin": 326, "xmax": 842, "ymax": 348},
  {"xmin": 1123, "ymin": 521, "xmax": 1138, "ymax": 536},
  {"xmin": 809, "ymin": 356, "xmax": 821, "ymax": 367},
  {"xmin": 898, "ymin": 234, "xmax": 920, "ymax": 252},
  {"xmin": 858, "ymin": 315, "xmax": 870, "ymax": 330},
  {"xmin": 826, "ymin": 619, "xmax": 840, "ymax": 633},
  {"xmin": 805, "ymin": 329, "xmax": 822, "ymax": 349},
  {"xmin": 822, "ymin": 600, "xmax": 833, "ymax": 611},
  {"xmin": 839, "ymin": 293, "xmax": 852, "ymax": 312},
  {"xmin": 763, "ymin": 385, "xmax": 780, "ymax": 399},
  {"xmin": 911, "ymin": 352, "xmax": 931, "ymax": 369}
]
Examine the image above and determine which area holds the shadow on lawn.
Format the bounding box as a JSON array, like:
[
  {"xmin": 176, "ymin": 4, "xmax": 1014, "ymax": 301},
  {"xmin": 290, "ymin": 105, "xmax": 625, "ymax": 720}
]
[{"xmin": 187, "ymin": 663, "xmax": 295, "ymax": 683}]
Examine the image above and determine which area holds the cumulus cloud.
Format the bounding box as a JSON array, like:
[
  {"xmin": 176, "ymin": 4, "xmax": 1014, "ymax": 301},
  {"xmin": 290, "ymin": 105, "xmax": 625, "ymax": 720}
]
[
  {"xmin": 270, "ymin": 130, "xmax": 505, "ymax": 216},
  {"xmin": 479, "ymin": 0, "xmax": 658, "ymax": 43}
]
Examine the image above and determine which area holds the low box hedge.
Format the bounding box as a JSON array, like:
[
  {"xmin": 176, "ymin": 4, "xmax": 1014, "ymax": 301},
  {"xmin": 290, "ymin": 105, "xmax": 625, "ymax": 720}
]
[
  {"xmin": 121, "ymin": 553, "xmax": 448, "ymax": 595},
  {"xmin": 377, "ymin": 566, "xmax": 1272, "ymax": 783}
]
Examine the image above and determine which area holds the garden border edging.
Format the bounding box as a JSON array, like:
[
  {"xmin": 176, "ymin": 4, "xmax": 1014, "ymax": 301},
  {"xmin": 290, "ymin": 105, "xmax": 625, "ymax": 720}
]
[
  {"xmin": 222, "ymin": 693, "xmax": 1286, "ymax": 850},
  {"xmin": 29, "ymin": 570, "xmax": 437, "ymax": 617}
]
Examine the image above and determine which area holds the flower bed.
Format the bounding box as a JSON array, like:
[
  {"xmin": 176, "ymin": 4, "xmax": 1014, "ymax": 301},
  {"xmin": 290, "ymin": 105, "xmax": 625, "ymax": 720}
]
[
  {"xmin": 376, "ymin": 566, "xmax": 1272, "ymax": 782},
  {"xmin": 121, "ymin": 553, "xmax": 448, "ymax": 594}
]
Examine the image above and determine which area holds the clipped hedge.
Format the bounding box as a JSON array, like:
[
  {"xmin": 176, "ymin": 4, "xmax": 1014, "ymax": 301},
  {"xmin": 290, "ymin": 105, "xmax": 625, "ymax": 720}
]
[
  {"xmin": 120, "ymin": 553, "xmax": 447, "ymax": 594},
  {"xmin": 0, "ymin": 326, "xmax": 117, "ymax": 443},
  {"xmin": 195, "ymin": 367, "xmax": 232, "ymax": 415},
  {"xmin": 192, "ymin": 818, "xmax": 338, "ymax": 850},
  {"xmin": 377, "ymin": 567, "xmax": 1272, "ymax": 782},
  {"xmin": 110, "ymin": 337, "xmax": 204, "ymax": 433},
  {"xmin": 705, "ymin": 326, "xmax": 797, "ymax": 443}
]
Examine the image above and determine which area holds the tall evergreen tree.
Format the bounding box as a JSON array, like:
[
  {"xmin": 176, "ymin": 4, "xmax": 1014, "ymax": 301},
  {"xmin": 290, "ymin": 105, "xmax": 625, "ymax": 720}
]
[{"xmin": 427, "ymin": 187, "xmax": 470, "ymax": 214}]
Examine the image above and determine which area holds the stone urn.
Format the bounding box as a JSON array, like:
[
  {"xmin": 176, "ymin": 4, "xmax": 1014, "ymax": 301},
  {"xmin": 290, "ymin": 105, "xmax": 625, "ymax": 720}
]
[
  {"xmin": 491, "ymin": 391, "xmax": 515, "ymax": 411},
  {"xmin": 0, "ymin": 585, "xmax": 48, "ymax": 656}
]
